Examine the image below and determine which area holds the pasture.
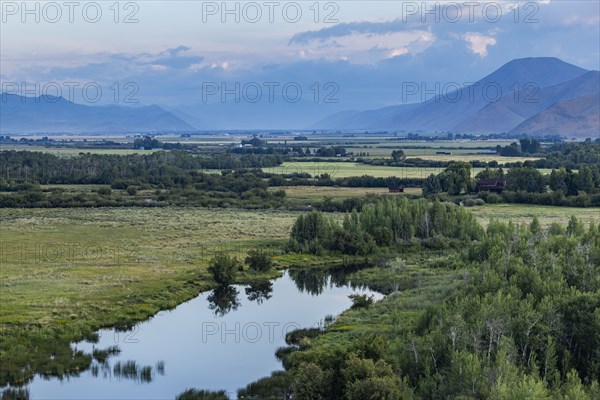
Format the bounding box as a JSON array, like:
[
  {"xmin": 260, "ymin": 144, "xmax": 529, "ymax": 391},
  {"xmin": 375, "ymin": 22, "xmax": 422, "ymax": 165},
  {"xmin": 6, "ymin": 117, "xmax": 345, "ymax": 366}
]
[
  {"xmin": 0, "ymin": 207, "xmax": 299, "ymax": 331},
  {"xmin": 266, "ymin": 161, "xmax": 554, "ymax": 178}
]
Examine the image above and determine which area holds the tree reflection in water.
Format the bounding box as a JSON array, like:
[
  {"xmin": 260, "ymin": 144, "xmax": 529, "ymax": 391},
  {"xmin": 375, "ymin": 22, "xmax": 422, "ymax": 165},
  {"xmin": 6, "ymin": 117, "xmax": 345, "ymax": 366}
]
[
  {"xmin": 245, "ymin": 280, "xmax": 273, "ymax": 304},
  {"xmin": 207, "ymin": 286, "xmax": 240, "ymax": 317},
  {"xmin": 289, "ymin": 263, "xmax": 371, "ymax": 296}
]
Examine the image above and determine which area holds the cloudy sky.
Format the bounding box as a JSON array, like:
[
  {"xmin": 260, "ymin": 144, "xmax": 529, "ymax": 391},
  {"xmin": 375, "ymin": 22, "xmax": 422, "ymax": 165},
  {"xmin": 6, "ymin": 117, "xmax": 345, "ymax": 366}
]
[{"xmin": 1, "ymin": 0, "xmax": 599, "ymax": 109}]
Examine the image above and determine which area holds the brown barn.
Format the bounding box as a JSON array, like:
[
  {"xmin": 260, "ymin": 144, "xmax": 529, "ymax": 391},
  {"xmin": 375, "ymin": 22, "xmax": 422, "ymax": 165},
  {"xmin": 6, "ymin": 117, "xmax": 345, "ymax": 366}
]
[
  {"xmin": 388, "ymin": 183, "xmax": 405, "ymax": 193},
  {"xmin": 476, "ymin": 178, "xmax": 507, "ymax": 193}
]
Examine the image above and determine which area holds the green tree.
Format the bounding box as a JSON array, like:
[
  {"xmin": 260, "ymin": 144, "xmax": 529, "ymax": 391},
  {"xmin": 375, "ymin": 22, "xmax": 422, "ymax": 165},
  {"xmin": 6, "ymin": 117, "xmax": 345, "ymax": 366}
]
[
  {"xmin": 576, "ymin": 166, "xmax": 595, "ymax": 193},
  {"xmin": 422, "ymin": 174, "xmax": 442, "ymax": 196},
  {"xmin": 292, "ymin": 362, "xmax": 332, "ymax": 400},
  {"xmin": 438, "ymin": 162, "xmax": 473, "ymax": 195},
  {"xmin": 176, "ymin": 388, "xmax": 229, "ymax": 400},
  {"xmin": 549, "ymin": 168, "xmax": 569, "ymax": 192},
  {"xmin": 207, "ymin": 253, "xmax": 240, "ymax": 286},
  {"xmin": 342, "ymin": 355, "xmax": 403, "ymax": 400},
  {"xmin": 530, "ymin": 216, "xmax": 541, "ymax": 234},
  {"xmin": 520, "ymin": 139, "xmax": 542, "ymax": 154},
  {"xmin": 245, "ymin": 249, "xmax": 273, "ymax": 272},
  {"xmin": 391, "ymin": 150, "xmax": 405, "ymax": 161},
  {"xmin": 506, "ymin": 167, "xmax": 546, "ymax": 193}
]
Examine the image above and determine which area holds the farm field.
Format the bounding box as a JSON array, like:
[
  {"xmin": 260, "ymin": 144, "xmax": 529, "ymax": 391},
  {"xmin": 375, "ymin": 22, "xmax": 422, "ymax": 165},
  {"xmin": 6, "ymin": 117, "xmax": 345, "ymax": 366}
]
[
  {"xmin": 0, "ymin": 145, "xmax": 157, "ymax": 156},
  {"xmin": 406, "ymin": 154, "xmax": 541, "ymax": 163},
  {"xmin": 469, "ymin": 203, "xmax": 600, "ymax": 227},
  {"xmin": 274, "ymin": 186, "xmax": 422, "ymax": 202},
  {"xmin": 266, "ymin": 161, "xmax": 554, "ymax": 178}
]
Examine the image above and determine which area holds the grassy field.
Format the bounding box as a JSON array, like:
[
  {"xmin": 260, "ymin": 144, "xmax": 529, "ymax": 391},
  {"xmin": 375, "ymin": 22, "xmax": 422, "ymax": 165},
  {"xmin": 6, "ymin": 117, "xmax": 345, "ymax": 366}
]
[
  {"xmin": 0, "ymin": 145, "xmax": 157, "ymax": 156},
  {"xmin": 1, "ymin": 202, "xmax": 595, "ymax": 387},
  {"xmin": 275, "ymin": 186, "xmax": 422, "ymax": 202},
  {"xmin": 4, "ymin": 203, "xmax": 587, "ymax": 331},
  {"xmin": 469, "ymin": 203, "xmax": 600, "ymax": 227},
  {"xmin": 406, "ymin": 154, "xmax": 540, "ymax": 163},
  {"xmin": 266, "ymin": 162, "xmax": 554, "ymax": 179},
  {"xmin": 0, "ymin": 208, "xmax": 299, "ymax": 332}
]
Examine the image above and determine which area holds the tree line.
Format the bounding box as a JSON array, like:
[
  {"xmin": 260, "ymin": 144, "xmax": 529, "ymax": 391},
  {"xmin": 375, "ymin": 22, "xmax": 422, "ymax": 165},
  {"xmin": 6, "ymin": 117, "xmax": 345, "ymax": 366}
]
[
  {"xmin": 421, "ymin": 162, "xmax": 600, "ymax": 207},
  {"xmin": 242, "ymin": 206, "xmax": 600, "ymax": 399},
  {"xmin": 289, "ymin": 197, "xmax": 483, "ymax": 255}
]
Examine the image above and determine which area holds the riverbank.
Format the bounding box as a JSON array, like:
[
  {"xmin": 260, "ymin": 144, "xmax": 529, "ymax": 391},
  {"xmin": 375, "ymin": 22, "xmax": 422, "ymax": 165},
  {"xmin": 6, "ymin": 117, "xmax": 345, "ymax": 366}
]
[{"xmin": 0, "ymin": 207, "xmax": 299, "ymax": 386}]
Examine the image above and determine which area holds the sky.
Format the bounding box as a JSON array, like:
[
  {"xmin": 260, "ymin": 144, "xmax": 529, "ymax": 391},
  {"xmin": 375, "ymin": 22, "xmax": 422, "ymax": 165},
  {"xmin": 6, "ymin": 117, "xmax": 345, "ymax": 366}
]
[{"xmin": 1, "ymin": 0, "xmax": 599, "ymax": 110}]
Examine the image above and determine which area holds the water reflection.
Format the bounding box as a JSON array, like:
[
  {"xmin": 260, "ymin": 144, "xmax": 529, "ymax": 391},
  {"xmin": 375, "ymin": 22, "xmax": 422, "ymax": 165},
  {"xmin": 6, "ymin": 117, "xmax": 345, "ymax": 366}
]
[
  {"xmin": 5, "ymin": 269, "xmax": 382, "ymax": 399},
  {"xmin": 289, "ymin": 263, "xmax": 371, "ymax": 295},
  {"xmin": 245, "ymin": 280, "xmax": 273, "ymax": 304},
  {"xmin": 207, "ymin": 286, "xmax": 241, "ymax": 316},
  {"xmin": 288, "ymin": 268, "xmax": 329, "ymax": 295}
]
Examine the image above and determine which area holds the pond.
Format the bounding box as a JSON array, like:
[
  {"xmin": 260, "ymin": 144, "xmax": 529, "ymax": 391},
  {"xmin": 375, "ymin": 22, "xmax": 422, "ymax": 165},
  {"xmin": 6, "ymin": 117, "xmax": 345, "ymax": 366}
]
[{"xmin": 11, "ymin": 268, "xmax": 382, "ymax": 399}]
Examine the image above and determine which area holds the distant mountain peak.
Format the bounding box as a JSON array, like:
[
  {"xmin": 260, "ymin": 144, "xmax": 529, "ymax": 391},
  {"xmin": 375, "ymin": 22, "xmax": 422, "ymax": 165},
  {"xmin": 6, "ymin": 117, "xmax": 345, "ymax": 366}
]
[
  {"xmin": 0, "ymin": 93, "xmax": 196, "ymax": 133},
  {"xmin": 311, "ymin": 57, "xmax": 597, "ymax": 138}
]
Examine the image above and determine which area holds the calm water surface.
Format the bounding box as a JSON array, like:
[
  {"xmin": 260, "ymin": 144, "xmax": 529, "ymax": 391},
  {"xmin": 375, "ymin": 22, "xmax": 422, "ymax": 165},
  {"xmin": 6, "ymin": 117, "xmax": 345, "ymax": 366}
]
[{"xmin": 19, "ymin": 270, "xmax": 382, "ymax": 399}]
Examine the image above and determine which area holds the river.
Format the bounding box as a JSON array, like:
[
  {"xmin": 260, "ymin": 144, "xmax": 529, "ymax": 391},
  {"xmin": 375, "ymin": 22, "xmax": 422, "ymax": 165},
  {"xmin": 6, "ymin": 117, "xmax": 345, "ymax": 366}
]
[{"xmin": 15, "ymin": 268, "xmax": 382, "ymax": 399}]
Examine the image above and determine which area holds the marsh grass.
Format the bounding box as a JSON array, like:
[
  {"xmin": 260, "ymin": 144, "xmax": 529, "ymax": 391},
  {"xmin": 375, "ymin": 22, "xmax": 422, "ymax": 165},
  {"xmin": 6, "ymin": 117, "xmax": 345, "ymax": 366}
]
[{"xmin": 0, "ymin": 207, "xmax": 299, "ymax": 386}]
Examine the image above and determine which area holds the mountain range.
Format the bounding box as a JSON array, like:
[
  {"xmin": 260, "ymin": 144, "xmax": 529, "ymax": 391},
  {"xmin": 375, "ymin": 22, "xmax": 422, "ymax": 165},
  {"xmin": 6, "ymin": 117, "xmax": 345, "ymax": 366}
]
[
  {"xmin": 1, "ymin": 57, "xmax": 598, "ymax": 137},
  {"xmin": 312, "ymin": 57, "xmax": 600, "ymax": 139},
  {"xmin": 0, "ymin": 94, "xmax": 193, "ymax": 134}
]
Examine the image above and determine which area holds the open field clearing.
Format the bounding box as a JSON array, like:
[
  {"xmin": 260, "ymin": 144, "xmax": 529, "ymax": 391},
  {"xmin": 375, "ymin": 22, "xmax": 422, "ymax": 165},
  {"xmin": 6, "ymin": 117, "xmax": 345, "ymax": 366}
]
[
  {"xmin": 0, "ymin": 145, "xmax": 157, "ymax": 156},
  {"xmin": 266, "ymin": 162, "xmax": 449, "ymax": 178},
  {"xmin": 469, "ymin": 203, "xmax": 600, "ymax": 227},
  {"xmin": 3, "ymin": 203, "xmax": 587, "ymax": 332},
  {"xmin": 0, "ymin": 207, "xmax": 299, "ymax": 330},
  {"xmin": 274, "ymin": 186, "xmax": 422, "ymax": 201},
  {"xmin": 266, "ymin": 162, "xmax": 554, "ymax": 178},
  {"xmin": 406, "ymin": 154, "xmax": 541, "ymax": 163},
  {"xmin": 38, "ymin": 184, "xmax": 110, "ymax": 192}
]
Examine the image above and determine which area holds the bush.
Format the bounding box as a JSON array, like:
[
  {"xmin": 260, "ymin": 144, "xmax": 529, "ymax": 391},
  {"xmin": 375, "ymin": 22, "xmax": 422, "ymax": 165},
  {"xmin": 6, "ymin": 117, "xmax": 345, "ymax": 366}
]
[
  {"xmin": 245, "ymin": 249, "xmax": 273, "ymax": 272},
  {"xmin": 96, "ymin": 187, "xmax": 112, "ymax": 196},
  {"xmin": 463, "ymin": 198, "xmax": 485, "ymax": 207},
  {"xmin": 175, "ymin": 389, "xmax": 229, "ymax": 400},
  {"xmin": 207, "ymin": 253, "xmax": 240, "ymax": 286},
  {"xmin": 348, "ymin": 294, "xmax": 375, "ymax": 309}
]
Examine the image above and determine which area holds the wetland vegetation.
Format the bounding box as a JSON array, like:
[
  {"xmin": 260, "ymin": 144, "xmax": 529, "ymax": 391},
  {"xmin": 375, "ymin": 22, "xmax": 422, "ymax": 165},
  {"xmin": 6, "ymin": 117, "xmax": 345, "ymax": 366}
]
[{"xmin": 1, "ymin": 136, "xmax": 598, "ymax": 399}]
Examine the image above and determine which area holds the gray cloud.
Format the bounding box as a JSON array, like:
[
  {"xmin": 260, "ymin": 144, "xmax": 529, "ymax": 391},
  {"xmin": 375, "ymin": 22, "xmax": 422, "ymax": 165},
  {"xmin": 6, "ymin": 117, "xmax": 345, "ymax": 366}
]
[{"xmin": 289, "ymin": 19, "xmax": 417, "ymax": 44}]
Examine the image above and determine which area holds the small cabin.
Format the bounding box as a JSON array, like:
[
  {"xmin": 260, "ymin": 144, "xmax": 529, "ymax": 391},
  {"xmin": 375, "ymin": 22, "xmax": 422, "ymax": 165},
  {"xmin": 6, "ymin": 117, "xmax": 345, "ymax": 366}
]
[
  {"xmin": 476, "ymin": 178, "xmax": 507, "ymax": 193},
  {"xmin": 388, "ymin": 183, "xmax": 405, "ymax": 193}
]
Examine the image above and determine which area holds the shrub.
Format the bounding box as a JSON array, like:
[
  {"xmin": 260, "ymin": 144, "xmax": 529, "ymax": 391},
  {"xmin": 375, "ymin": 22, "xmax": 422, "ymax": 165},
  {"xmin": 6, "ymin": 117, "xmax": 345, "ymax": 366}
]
[
  {"xmin": 348, "ymin": 294, "xmax": 375, "ymax": 309},
  {"xmin": 97, "ymin": 187, "xmax": 112, "ymax": 196},
  {"xmin": 245, "ymin": 249, "xmax": 273, "ymax": 272},
  {"xmin": 175, "ymin": 389, "xmax": 229, "ymax": 400},
  {"xmin": 207, "ymin": 253, "xmax": 240, "ymax": 286}
]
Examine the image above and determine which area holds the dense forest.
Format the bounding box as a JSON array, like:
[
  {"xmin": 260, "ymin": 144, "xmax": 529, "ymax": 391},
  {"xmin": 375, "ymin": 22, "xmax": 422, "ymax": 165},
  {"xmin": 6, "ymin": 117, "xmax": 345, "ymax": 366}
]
[
  {"xmin": 2, "ymin": 145, "xmax": 600, "ymax": 208},
  {"xmin": 289, "ymin": 198, "xmax": 482, "ymax": 255},
  {"xmin": 422, "ymin": 162, "xmax": 600, "ymax": 207},
  {"xmin": 239, "ymin": 200, "xmax": 600, "ymax": 400}
]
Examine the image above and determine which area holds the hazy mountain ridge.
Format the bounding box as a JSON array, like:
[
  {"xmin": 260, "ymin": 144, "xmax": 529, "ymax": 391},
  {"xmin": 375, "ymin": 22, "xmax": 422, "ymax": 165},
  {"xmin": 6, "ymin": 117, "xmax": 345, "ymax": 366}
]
[
  {"xmin": 509, "ymin": 93, "xmax": 600, "ymax": 138},
  {"xmin": 312, "ymin": 57, "xmax": 599, "ymax": 138},
  {"xmin": 0, "ymin": 94, "xmax": 194, "ymax": 133},
  {"xmin": 455, "ymin": 71, "xmax": 600, "ymax": 134}
]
